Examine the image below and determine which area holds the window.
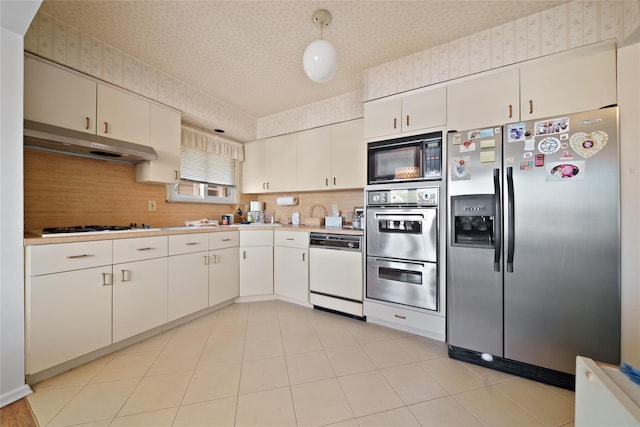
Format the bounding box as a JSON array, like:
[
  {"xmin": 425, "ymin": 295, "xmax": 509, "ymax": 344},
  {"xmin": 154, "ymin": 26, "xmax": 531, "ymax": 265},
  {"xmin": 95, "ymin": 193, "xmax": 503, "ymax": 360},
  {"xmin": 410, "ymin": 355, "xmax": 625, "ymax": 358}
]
[{"xmin": 167, "ymin": 146, "xmax": 238, "ymax": 204}]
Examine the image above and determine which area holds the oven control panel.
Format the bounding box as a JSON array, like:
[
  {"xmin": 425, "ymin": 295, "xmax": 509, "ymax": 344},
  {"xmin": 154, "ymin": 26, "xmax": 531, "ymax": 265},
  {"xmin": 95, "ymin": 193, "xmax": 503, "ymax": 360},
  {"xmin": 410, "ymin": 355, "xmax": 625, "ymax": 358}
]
[{"xmin": 367, "ymin": 187, "xmax": 438, "ymax": 206}]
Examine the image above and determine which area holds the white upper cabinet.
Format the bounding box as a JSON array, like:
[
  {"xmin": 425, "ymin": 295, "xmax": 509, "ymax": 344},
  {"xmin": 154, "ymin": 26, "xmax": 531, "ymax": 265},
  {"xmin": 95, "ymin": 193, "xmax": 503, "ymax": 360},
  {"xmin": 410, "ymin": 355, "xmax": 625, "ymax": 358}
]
[
  {"xmin": 242, "ymin": 134, "xmax": 297, "ymax": 193},
  {"xmin": 446, "ymin": 68, "xmax": 520, "ymax": 130},
  {"xmin": 24, "ymin": 55, "xmax": 97, "ymax": 134},
  {"xmin": 242, "ymin": 140, "xmax": 266, "ymax": 193},
  {"xmin": 97, "ymin": 83, "xmax": 150, "ymax": 144},
  {"xmin": 364, "ymin": 87, "xmax": 446, "ymax": 139},
  {"xmin": 296, "ymin": 126, "xmax": 332, "ymax": 191},
  {"xmin": 136, "ymin": 103, "xmax": 181, "ymax": 184},
  {"xmin": 296, "ymin": 119, "xmax": 365, "ymax": 191},
  {"xmin": 331, "ymin": 119, "xmax": 365, "ymax": 189},
  {"xmin": 520, "ymin": 42, "xmax": 616, "ymax": 120}
]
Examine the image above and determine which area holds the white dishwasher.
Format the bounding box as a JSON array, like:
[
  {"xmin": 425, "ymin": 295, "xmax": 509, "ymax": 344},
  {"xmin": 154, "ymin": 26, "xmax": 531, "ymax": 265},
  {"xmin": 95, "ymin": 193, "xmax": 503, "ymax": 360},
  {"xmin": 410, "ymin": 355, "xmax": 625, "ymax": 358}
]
[{"xmin": 309, "ymin": 233, "xmax": 364, "ymax": 318}]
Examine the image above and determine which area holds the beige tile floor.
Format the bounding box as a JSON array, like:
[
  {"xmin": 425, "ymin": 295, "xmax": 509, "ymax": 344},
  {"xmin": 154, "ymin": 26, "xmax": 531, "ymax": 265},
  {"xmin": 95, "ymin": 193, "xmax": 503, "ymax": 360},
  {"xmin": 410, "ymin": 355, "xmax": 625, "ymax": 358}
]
[{"xmin": 27, "ymin": 300, "xmax": 576, "ymax": 426}]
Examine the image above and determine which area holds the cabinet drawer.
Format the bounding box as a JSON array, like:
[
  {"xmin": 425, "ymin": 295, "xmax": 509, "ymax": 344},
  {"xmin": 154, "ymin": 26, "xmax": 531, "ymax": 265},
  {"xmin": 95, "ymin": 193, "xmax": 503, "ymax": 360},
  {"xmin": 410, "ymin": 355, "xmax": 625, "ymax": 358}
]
[
  {"xmin": 28, "ymin": 241, "xmax": 112, "ymax": 276},
  {"xmin": 274, "ymin": 230, "xmax": 309, "ymax": 248},
  {"xmin": 240, "ymin": 230, "xmax": 273, "ymax": 246},
  {"xmin": 364, "ymin": 300, "xmax": 444, "ymax": 333},
  {"xmin": 209, "ymin": 231, "xmax": 239, "ymax": 250},
  {"xmin": 169, "ymin": 233, "xmax": 209, "ymax": 255},
  {"xmin": 113, "ymin": 236, "xmax": 167, "ymax": 263}
]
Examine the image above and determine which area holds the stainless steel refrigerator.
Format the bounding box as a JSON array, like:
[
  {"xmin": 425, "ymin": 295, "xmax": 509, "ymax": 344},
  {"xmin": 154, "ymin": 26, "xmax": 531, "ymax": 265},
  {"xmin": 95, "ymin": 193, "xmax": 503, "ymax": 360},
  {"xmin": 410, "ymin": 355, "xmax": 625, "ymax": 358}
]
[{"xmin": 446, "ymin": 106, "xmax": 620, "ymax": 389}]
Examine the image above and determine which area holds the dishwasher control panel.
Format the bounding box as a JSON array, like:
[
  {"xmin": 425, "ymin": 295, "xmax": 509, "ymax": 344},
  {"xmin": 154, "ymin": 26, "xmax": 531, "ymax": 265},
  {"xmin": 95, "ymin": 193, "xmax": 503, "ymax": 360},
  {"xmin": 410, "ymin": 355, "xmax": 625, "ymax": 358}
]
[{"xmin": 367, "ymin": 187, "xmax": 438, "ymax": 207}]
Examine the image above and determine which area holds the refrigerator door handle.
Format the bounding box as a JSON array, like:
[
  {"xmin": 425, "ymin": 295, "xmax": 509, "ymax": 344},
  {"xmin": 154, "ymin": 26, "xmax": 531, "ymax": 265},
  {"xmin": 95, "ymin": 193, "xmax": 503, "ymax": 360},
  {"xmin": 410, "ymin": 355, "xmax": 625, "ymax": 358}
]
[
  {"xmin": 493, "ymin": 168, "xmax": 501, "ymax": 272},
  {"xmin": 506, "ymin": 166, "xmax": 515, "ymax": 272}
]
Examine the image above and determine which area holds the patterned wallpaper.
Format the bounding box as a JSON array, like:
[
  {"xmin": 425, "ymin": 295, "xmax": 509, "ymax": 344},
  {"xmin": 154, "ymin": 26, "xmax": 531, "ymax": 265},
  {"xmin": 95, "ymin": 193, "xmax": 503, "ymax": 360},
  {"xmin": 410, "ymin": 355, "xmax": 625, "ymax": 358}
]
[
  {"xmin": 360, "ymin": 0, "xmax": 640, "ymax": 102},
  {"xmin": 24, "ymin": 11, "xmax": 257, "ymax": 143},
  {"xmin": 259, "ymin": 0, "xmax": 640, "ymax": 139},
  {"xmin": 25, "ymin": 1, "xmax": 640, "ymax": 142}
]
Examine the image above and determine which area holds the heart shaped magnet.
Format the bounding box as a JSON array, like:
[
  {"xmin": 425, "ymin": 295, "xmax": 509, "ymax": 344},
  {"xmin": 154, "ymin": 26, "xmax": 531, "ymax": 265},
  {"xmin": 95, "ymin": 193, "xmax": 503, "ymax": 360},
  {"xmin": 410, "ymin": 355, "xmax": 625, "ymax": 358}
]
[{"xmin": 569, "ymin": 131, "xmax": 608, "ymax": 158}]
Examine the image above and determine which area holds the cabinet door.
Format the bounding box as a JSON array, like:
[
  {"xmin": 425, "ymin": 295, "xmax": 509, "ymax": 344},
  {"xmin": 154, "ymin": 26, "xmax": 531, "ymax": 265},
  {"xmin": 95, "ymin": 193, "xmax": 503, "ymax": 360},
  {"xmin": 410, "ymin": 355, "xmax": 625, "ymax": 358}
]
[
  {"xmin": 136, "ymin": 103, "xmax": 181, "ymax": 184},
  {"xmin": 239, "ymin": 246, "xmax": 273, "ymax": 296},
  {"xmin": 297, "ymin": 127, "xmax": 331, "ymax": 191},
  {"xmin": 113, "ymin": 257, "xmax": 167, "ymax": 342},
  {"xmin": 242, "ymin": 140, "xmax": 266, "ymax": 193},
  {"xmin": 401, "ymin": 87, "xmax": 447, "ymax": 133},
  {"xmin": 97, "ymin": 83, "xmax": 150, "ymax": 144},
  {"xmin": 447, "ymin": 69, "xmax": 520, "ymax": 130},
  {"xmin": 520, "ymin": 43, "xmax": 616, "ymax": 120},
  {"xmin": 265, "ymin": 133, "xmax": 297, "ymax": 192},
  {"xmin": 27, "ymin": 266, "xmax": 112, "ymax": 373},
  {"xmin": 209, "ymin": 247, "xmax": 239, "ymax": 306},
  {"xmin": 24, "ymin": 56, "xmax": 97, "ymax": 134},
  {"xmin": 274, "ymin": 246, "xmax": 308, "ymax": 303},
  {"xmin": 363, "ymin": 97, "xmax": 401, "ymax": 139},
  {"xmin": 168, "ymin": 252, "xmax": 209, "ymax": 321},
  {"xmin": 331, "ymin": 119, "xmax": 365, "ymax": 189}
]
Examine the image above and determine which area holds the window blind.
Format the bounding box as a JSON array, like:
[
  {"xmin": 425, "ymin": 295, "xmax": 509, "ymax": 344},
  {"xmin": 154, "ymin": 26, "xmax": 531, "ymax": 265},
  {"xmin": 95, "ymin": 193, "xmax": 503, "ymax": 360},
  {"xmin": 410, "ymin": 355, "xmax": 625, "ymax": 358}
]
[{"xmin": 180, "ymin": 146, "xmax": 235, "ymax": 186}]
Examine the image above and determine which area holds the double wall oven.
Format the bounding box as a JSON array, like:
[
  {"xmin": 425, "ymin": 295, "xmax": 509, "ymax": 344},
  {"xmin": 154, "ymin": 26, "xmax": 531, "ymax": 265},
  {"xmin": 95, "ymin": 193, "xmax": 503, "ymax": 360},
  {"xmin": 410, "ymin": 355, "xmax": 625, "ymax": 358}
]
[{"xmin": 366, "ymin": 187, "xmax": 439, "ymax": 311}]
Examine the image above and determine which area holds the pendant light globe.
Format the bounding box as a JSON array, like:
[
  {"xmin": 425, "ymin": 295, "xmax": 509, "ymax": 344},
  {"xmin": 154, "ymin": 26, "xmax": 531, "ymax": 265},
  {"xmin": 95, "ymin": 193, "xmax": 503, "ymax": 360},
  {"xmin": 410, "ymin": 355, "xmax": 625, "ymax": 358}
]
[{"xmin": 303, "ymin": 39, "xmax": 337, "ymax": 83}]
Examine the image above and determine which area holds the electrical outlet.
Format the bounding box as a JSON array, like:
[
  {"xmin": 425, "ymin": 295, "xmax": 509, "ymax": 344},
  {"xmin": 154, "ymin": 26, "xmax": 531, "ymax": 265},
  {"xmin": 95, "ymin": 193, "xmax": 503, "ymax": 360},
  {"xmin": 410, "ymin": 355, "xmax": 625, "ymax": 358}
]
[{"xmin": 148, "ymin": 200, "xmax": 157, "ymax": 212}]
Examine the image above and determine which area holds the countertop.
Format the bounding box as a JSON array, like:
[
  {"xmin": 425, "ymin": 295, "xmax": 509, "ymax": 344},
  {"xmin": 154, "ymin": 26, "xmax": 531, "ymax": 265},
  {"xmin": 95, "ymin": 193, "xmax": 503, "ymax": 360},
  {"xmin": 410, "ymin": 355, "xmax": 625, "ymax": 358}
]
[{"xmin": 24, "ymin": 224, "xmax": 364, "ymax": 245}]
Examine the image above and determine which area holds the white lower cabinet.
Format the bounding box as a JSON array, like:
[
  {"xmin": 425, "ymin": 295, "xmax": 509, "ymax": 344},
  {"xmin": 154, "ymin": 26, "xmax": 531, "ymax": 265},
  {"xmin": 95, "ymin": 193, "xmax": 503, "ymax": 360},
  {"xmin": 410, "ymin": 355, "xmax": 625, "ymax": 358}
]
[
  {"xmin": 168, "ymin": 234, "xmax": 209, "ymax": 321},
  {"xmin": 239, "ymin": 230, "xmax": 273, "ymax": 296},
  {"xmin": 209, "ymin": 230, "xmax": 240, "ymax": 306},
  {"xmin": 113, "ymin": 257, "xmax": 168, "ymax": 342},
  {"xmin": 274, "ymin": 230, "xmax": 309, "ymax": 304},
  {"xmin": 26, "ymin": 240, "xmax": 113, "ymax": 374},
  {"xmin": 112, "ymin": 236, "xmax": 168, "ymax": 342},
  {"xmin": 209, "ymin": 247, "xmax": 239, "ymax": 305},
  {"xmin": 27, "ymin": 265, "xmax": 112, "ymax": 374},
  {"xmin": 168, "ymin": 252, "xmax": 209, "ymax": 321}
]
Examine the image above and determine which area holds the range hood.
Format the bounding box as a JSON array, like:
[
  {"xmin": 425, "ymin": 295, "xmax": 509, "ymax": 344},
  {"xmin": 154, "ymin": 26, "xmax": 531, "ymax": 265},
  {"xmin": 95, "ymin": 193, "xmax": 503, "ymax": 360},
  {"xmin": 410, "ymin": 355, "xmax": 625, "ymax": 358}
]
[{"xmin": 23, "ymin": 120, "xmax": 158, "ymax": 164}]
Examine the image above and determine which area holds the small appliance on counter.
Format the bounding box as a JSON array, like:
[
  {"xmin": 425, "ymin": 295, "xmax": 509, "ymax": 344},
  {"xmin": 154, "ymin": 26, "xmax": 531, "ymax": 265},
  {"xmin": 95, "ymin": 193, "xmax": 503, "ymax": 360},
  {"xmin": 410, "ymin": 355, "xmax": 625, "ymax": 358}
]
[{"xmin": 248, "ymin": 201, "xmax": 264, "ymax": 223}]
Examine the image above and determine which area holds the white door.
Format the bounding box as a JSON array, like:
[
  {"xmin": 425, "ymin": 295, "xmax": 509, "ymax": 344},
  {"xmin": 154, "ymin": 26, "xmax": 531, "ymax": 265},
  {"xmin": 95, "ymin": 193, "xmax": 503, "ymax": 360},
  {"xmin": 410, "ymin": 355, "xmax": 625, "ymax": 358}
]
[
  {"xmin": 363, "ymin": 98, "xmax": 401, "ymax": 139},
  {"xmin": 97, "ymin": 83, "xmax": 150, "ymax": 144},
  {"xmin": 209, "ymin": 247, "xmax": 240, "ymax": 306},
  {"xmin": 27, "ymin": 266, "xmax": 112, "ymax": 373},
  {"xmin": 239, "ymin": 246, "xmax": 273, "ymax": 296},
  {"xmin": 168, "ymin": 252, "xmax": 209, "ymax": 321},
  {"xmin": 331, "ymin": 119, "xmax": 365, "ymax": 189},
  {"xmin": 24, "ymin": 56, "xmax": 97, "ymax": 134},
  {"xmin": 113, "ymin": 257, "xmax": 167, "ymax": 342},
  {"xmin": 274, "ymin": 246, "xmax": 309, "ymax": 302}
]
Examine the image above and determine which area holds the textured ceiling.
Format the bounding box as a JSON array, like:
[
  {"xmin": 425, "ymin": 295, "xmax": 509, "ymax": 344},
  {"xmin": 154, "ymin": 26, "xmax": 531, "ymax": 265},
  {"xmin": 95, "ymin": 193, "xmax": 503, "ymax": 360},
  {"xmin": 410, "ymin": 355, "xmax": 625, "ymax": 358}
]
[{"xmin": 39, "ymin": 1, "xmax": 569, "ymax": 119}]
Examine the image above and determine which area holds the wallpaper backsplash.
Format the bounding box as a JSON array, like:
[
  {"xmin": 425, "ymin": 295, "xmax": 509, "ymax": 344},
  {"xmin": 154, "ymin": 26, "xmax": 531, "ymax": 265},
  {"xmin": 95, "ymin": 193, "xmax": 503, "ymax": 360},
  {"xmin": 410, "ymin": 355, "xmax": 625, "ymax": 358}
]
[{"xmin": 25, "ymin": 1, "xmax": 640, "ymax": 143}]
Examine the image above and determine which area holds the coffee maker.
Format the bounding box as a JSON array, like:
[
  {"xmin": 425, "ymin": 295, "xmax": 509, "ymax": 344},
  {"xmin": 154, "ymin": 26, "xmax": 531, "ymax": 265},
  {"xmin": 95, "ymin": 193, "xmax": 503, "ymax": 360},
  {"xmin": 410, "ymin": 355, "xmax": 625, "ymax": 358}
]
[{"xmin": 248, "ymin": 201, "xmax": 264, "ymax": 223}]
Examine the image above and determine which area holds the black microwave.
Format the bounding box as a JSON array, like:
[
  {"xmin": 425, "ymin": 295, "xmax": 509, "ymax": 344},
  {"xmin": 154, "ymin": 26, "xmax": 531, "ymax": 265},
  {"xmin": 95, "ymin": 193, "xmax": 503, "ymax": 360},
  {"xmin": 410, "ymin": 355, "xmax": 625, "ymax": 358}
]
[{"xmin": 367, "ymin": 131, "xmax": 442, "ymax": 184}]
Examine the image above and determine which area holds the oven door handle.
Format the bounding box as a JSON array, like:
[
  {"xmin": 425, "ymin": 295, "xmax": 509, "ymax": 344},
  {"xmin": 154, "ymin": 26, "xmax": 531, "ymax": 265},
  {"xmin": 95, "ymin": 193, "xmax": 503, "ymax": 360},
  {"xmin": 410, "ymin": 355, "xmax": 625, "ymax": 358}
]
[
  {"xmin": 372, "ymin": 258, "xmax": 428, "ymax": 267},
  {"xmin": 374, "ymin": 214, "xmax": 426, "ymax": 221}
]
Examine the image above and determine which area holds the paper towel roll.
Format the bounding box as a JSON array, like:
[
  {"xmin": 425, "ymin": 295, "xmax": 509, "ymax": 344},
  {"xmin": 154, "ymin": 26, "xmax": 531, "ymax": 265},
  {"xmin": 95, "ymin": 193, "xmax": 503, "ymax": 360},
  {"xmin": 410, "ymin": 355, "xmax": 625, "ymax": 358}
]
[{"xmin": 276, "ymin": 196, "xmax": 297, "ymax": 206}]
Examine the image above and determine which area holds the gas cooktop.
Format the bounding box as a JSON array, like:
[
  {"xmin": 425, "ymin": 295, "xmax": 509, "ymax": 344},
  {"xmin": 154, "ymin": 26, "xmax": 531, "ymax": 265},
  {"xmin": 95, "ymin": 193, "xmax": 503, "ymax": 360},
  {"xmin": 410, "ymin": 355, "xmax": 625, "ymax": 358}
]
[{"xmin": 39, "ymin": 224, "xmax": 160, "ymax": 237}]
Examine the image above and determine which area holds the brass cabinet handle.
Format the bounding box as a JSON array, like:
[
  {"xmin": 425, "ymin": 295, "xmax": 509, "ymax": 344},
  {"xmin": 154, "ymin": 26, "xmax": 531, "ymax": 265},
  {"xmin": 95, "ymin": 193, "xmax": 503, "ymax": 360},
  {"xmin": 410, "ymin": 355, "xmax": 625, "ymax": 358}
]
[
  {"xmin": 136, "ymin": 247, "xmax": 153, "ymax": 251},
  {"xmin": 103, "ymin": 121, "xmax": 108, "ymax": 134},
  {"xmin": 67, "ymin": 254, "xmax": 90, "ymax": 259},
  {"xmin": 85, "ymin": 117, "xmax": 90, "ymax": 130},
  {"xmin": 121, "ymin": 269, "xmax": 130, "ymax": 282},
  {"xmin": 204, "ymin": 255, "xmax": 209, "ymax": 265},
  {"xmin": 333, "ymin": 177, "xmax": 336, "ymax": 186},
  {"xmin": 185, "ymin": 242, "xmax": 199, "ymax": 246},
  {"xmin": 102, "ymin": 272, "xmax": 112, "ymax": 286},
  {"xmin": 509, "ymin": 104, "xmax": 513, "ymax": 118},
  {"xmin": 393, "ymin": 118, "xmax": 397, "ymax": 129},
  {"xmin": 221, "ymin": 238, "xmax": 231, "ymax": 242},
  {"xmin": 406, "ymin": 115, "xmax": 410, "ymax": 127},
  {"xmin": 302, "ymin": 253, "xmax": 306, "ymax": 262},
  {"xmin": 174, "ymin": 170, "xmax": 179, "ymax": 180},
  {"xmin": 243, "ymin": 251, "xmax": 246, "ymax": 260},
  {"xmin": 286, "ymin": 238, "xmax": 294, "ymax": 241},
  {"xmin": 394, "ymin": 314, "xmax": 407, "ymax": 319},
  {"xmin": 325, "ymin": 178, "xmax": 329, "ymax": 187},
  {"xmin": 529, "ymin": 100, "xmax": 533, "ymax": 114}
]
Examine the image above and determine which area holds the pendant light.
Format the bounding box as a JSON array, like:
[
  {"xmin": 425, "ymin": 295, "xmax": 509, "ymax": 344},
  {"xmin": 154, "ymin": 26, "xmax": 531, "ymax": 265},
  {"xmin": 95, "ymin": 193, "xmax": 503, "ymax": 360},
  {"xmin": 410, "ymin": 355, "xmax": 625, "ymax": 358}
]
[{"xmin": 303, "ymin": 9, "xmax": 337, "ymax": 83}]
